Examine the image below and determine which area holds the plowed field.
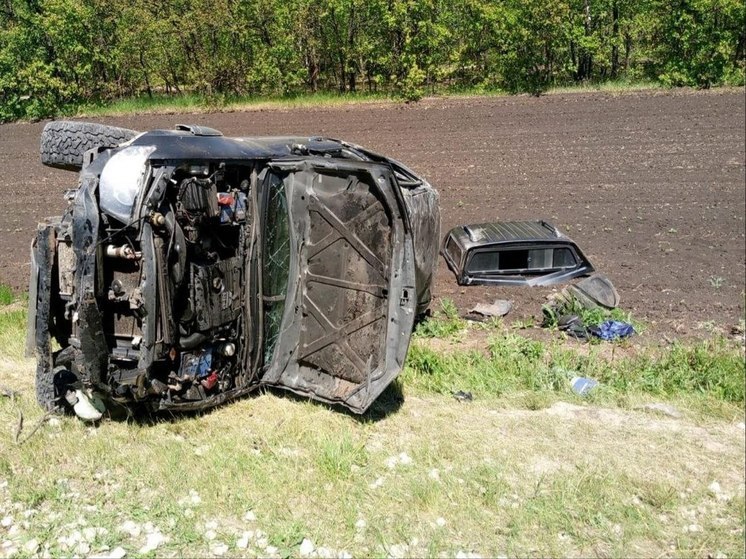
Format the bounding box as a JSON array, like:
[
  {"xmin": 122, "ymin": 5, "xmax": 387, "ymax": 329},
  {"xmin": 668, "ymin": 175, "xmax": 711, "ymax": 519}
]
[{"xmin": 1, "ymin": 89, "xmax": 743, "ymax": 338}]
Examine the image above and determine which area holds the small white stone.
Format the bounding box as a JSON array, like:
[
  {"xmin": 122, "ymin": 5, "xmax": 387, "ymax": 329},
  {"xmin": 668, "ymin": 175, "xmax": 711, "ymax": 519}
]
[
  {"xmin": 48, "ymin": 417, "xmax": 61, "ymax": 427},
  {"xmin": 204, "ymin": 530, "xmax": 217, "ymax": 541},
  {"xmin": 316, "ymin": 546, "xmax": 334, "ymax": 558},
  {"xmin": 1, "ymin": 516, "xmax": 13, "ymax": 528},
  {"xmin": 266, "ymin": 545, "xmax": 279, "ymax": 555},
  {"xmin": 435, "ymin": 517, "xmax": 446, "ymax": 527},
  {"xmin": 428, "ymin": 469, "xmax": 440, "ymax": 481},
  {"xmin": 119, "ymin": 520, "xmax": 140, "ymax": 537},
  {"xmin": 23, "ymin": 539, "xmax": 39, "ymax": 554},
  {"xmin": 338, "ymin": 551, "xmax": 352, "ymax": 559},
  {"xmin": 205, "ymin": 520, "xmax": 218, "ymax": 531},
  {"xmin": 139, "ymin": 531, "xmax": 168, "ymax": 554},
  {"xmin": 210, "ymin": 542, "xmax": 229, "ymax": 556},
  {"xmin": 708, "ymin": 481, "xmax": 722, "ymax": 494},
  {"xmin": 388, "ymin": 543, "xmax": 408, "ymax": 558},
  {"xmin": 243, "ymin": 510, "xmax": 257, "ymax": 522},
  {"xmin": 299, "ymin": 538, "xmax": 315, "ymax": 557},
  {"xmin": 236, "ymin": 531, "xmax": 252, "ymax": 549},
  {"xmin": 108, "ymin": 547, "xmax": 127, "ymax": 559},
  {"xmin": 385, "ymin": 456, "xmax": 398, "ymax": 469},
  {"xmin": 354, "ymin": 518, "xmax": 366, "ymax": 530},
  {"xmin": 398, "ymin": 452, "xmax": 412, "ymax": 465},
  {"xmin": 369, "ymin": 477, "xmax": 384, "ymax": 489}
]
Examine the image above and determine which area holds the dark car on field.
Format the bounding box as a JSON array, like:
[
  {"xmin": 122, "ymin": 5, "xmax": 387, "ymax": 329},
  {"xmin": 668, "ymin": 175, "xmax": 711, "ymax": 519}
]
[
  {"xmin": 27, "ymin": 122, "xmax": 440, "ymax": 417},
  {"xmin": 442, "ymin": 220, "xmax": 594, "ymax": 287}
]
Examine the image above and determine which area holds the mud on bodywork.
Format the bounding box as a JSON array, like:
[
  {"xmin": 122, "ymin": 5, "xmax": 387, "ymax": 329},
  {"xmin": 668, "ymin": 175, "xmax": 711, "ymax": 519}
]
[{"xmin": 28, "ymin": 124, "xmax": 440, "ymax": 417}]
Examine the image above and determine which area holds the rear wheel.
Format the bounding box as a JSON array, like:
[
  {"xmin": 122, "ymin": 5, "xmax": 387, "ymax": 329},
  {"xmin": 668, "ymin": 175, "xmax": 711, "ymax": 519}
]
[{"xmin": 40, "ymin": 121, "xmax": 140, "ymax": 171}]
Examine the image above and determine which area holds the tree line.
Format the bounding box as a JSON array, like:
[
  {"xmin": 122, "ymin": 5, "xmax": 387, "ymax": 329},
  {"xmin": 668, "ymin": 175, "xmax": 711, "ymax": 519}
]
[{"xmin": 1, "ymin": 0, "xmax": 744, "ymax": 121}]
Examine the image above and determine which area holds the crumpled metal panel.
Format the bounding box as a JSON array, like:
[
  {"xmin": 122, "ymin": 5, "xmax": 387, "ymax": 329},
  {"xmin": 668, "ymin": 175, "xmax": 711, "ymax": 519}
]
[{"xmin": 260, "ymin": 159, "xmax": 416, "ymax": 414}]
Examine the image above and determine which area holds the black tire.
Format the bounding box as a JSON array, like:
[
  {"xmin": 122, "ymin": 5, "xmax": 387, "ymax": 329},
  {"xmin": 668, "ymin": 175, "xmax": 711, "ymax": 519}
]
[
  {"xmin": 40, "ymin": 121, "xmax": 140, "ymax": 171},
  {"xmin": 35, "ymin": 362, "xmax": 61, "ymax": 413}
]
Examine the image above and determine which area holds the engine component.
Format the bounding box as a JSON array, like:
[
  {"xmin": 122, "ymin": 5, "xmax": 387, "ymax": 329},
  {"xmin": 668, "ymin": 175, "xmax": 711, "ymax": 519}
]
[
  {"xmin": 190, "ymin": 257, "xmax": 242, "ymax": 331},
  {"xmin": 179, "ymin": 177, "xmax": 219, "ymax": 216}
]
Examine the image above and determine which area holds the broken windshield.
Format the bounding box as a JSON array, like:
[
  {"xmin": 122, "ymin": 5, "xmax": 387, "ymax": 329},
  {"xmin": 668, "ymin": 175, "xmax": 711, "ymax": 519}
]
[{"xmin": 262, "ymin": 172, "xmax": 291, "ymax": 365}]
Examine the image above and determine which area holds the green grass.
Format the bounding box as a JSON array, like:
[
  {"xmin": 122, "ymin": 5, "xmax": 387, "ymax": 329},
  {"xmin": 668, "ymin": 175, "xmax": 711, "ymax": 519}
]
[
  {"xmin": 403, "ymin": 333, "xmax": 744, "ymax": 418},
  {"xmin": 0, "ymin": 283, "xmax": 13, "ymax": 306},
  {"xmin": 71, "ymin": 80, "xmax": 678, "ymax": 120},
  {"xmin": 413, "ymin": 298, "xmax": 467, "ymax": 339},
  {"xmin": 76, "ymin": 91, "xmax": 393, "ymax": 118},
  {"xmin": 1, "ymin": 302, "xmax": 744, "ymax": 558}
]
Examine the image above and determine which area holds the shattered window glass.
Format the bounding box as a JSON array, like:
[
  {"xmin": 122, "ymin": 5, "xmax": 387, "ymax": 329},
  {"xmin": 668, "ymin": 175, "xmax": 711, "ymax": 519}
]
[{"xmin": 263, "ymin": 173, "xmax": 290, "ymax": 365}]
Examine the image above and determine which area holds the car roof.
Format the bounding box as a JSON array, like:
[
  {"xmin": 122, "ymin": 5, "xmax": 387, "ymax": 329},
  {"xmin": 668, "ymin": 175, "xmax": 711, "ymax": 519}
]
[{"xmin": 448, "ymin": 221, "xmax": 565, "ymax": 250}]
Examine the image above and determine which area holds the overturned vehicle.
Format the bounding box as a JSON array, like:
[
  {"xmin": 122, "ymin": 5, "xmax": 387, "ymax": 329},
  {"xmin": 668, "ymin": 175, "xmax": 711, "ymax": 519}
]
[{"xmin": 27, "ymin": 122, "xmax": 440, "ymax": 417}]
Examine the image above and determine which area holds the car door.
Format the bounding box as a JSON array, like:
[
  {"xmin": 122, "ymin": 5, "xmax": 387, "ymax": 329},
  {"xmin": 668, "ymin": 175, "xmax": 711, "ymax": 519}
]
[{"xmin": 258, "ymin": 158, "xmax": 417, "ymax": 414}]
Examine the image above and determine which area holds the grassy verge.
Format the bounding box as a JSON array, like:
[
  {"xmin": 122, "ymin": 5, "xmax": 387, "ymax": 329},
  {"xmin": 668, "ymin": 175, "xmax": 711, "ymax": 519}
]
[
  {"xmin": 1, "ymin": 298, "xmax": 743, "ymax": 558},
  {"xmin": 76, "ymin": 91, "xmax": 394, "ymax": 119},
  {"xmin": 70, "ymin": 80, "xmax": 677, "ymax": 120}
]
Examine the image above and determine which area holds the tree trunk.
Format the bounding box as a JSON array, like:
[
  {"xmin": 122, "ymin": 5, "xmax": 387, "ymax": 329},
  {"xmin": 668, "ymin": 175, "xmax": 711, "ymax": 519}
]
[{"xmin": 611, "ymin": 1, "xmax": 619, "ymax": 78}]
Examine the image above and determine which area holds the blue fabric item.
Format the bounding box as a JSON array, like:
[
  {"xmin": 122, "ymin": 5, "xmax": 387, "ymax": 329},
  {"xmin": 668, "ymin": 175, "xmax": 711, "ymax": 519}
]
[{"xmin": 589, "ymin": 320, "xmax": 635, "ymax": 341}]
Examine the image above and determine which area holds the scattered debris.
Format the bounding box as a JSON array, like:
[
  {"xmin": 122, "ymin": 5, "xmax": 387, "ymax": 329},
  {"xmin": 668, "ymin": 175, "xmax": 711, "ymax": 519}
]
[
  {"xmin": 65, "ymin": 389, "xmax": 105, "ymax": 422},
  {"xmin": 452, "ymin": 390, "xmax": 473, "ymax": 402},
  {"xmin": 556, "ymin": 314, "xmax": 590, "ymax": 341},
  {"xmin": 639, "ymin": 403, "xmax": 682, "ymax": 419},
  {"xmin": 468, "ymin": 299, "xmax": 512, "ymax": 319},
  {"xmin": 570, "ymin": 376, "xmax": 599, "ymax": 396},
  {"xmin": 589, "ymin": 320, "xmax": 635, "ymax": 341},
  {"xmin": 557, "ymin": 273, "xmax": 620, "ymax": 310}
]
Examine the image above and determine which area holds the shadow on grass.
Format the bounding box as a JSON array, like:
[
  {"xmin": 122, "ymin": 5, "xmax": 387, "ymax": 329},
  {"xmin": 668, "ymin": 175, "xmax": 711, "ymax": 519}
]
[{"xmin": 94, "ymin": 379, "xmax": 404, "ymax": 428}]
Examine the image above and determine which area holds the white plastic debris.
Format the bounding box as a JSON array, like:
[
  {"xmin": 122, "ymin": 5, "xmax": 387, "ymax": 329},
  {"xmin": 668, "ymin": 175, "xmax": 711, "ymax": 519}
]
[{"xmin": 66, "ymin": 389, "xmax": 106, "ymax": 421}]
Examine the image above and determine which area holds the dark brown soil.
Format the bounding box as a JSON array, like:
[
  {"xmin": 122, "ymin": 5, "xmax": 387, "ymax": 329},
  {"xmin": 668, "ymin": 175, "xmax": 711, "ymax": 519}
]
[{"xmin": 1, "ymin": 89, "xmax": 743, "ymax": 339}]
